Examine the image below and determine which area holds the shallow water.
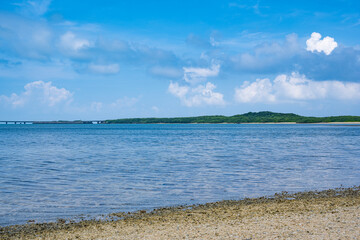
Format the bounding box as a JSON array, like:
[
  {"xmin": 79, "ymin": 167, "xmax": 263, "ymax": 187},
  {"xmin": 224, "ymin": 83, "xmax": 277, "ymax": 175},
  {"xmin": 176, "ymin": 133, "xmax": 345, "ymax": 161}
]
[{"xmin": 0, "ymin": 124, "xmax": 359, "ymax": 226}]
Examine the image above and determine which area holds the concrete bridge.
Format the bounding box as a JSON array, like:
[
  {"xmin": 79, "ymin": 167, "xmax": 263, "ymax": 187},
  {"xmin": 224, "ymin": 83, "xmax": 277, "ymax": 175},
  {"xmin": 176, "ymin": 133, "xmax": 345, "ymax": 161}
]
[
  {"xmin": 0, "ymin": 120, "xmax": 106, "ymax": 124},
  {"xmin": 0, "ymin": 121, "xmax": 33, "ymax": 124}
]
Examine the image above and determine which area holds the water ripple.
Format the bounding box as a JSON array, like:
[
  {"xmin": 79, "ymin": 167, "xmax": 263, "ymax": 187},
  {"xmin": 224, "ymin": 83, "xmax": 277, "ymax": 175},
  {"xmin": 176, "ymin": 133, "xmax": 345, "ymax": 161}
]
[{"xmin": 0, "ymin": 124, "xmax": 359, "ymax": 226}]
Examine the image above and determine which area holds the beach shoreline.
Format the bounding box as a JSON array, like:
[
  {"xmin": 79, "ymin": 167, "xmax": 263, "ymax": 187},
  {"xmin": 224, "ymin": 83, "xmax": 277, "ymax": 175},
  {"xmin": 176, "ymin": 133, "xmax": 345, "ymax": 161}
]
[{"xmin": 1, "ymin": 186, "xmax": 359, "ymax": 239}]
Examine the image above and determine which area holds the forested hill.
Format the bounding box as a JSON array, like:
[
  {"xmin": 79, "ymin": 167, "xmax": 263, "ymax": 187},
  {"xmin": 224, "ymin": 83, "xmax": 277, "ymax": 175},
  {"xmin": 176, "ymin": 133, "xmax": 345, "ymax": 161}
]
[{"xmin": 105, "ymin": 111, "xmax": 360, "ymax": 124}]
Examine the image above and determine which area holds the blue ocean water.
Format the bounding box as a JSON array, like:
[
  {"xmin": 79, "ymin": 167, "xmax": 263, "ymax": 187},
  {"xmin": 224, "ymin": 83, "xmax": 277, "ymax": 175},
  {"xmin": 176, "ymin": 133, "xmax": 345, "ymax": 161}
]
[{"xmin": 0, "ymin": 124, "xmax": 359, "ymax": 226}]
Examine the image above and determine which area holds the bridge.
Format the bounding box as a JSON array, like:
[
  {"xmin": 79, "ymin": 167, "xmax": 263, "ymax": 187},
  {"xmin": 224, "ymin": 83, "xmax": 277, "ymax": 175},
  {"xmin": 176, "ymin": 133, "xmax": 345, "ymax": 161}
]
[
  {"xmin": 0, "ymin": 120, "xmax": 106, "ymax": 124},
  {"xmin": 0, "ymin": 121, "xmax": 33, "ymax": 124}
]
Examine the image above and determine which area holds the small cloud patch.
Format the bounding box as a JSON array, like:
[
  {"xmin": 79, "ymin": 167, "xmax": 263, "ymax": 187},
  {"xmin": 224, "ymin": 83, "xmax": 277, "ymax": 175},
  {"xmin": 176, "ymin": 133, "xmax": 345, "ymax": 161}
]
[
  {"xmin": 60, "ymin": 31, "xmax": 91, "ymax": 51},
  {"xmin": 235, "ymin": 73, "xmax": 360, "ymax": 103},
  {"xmin": 183, "ymin": 63, "xmax": 220, "ymax": 84},
  {"xmin": 168, "ymin": 82, "xmax": 225, "ymax": 107},
  {"xmin": 306, "ymin": 32, "xmax": 338, "ymax": 55},
  {"xmin": 0, "ymin": 81, "xmax": 73, "ymax": 107}
]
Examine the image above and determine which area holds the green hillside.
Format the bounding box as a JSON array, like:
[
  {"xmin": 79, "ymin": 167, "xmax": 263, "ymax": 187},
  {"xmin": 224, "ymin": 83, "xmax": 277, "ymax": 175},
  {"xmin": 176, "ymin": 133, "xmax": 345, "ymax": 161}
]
[{"xmin": 105, "ymin": 111, "xmax": 360, "ymax": 124}]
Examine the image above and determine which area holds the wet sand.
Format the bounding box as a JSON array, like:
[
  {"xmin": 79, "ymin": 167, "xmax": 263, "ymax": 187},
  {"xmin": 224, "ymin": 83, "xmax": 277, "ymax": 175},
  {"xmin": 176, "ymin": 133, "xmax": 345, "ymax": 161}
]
[{"xmin": 1, "ymin": 186, "xmax": 359, "ymax": 239}]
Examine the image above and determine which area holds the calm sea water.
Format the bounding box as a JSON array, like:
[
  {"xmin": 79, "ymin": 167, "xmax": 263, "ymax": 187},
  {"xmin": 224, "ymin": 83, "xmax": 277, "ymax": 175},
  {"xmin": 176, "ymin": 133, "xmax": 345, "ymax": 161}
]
[{"xmin": 0, "ymin": 124, "xmax": 359, "ymax": 226}]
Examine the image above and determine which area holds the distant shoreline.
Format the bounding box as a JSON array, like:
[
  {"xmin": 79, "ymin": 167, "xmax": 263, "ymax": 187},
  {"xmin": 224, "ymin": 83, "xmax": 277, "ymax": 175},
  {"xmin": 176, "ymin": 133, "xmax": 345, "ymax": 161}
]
[
  {"xmin": 1, "ymin": 186, "xmax": 359, "ymax": 239},
  {"xmin": 2, "ymin": 121, "xmax": 360, "ymax": 125},
  {"xmin": 105, "ymin": 111, "xmax": 360, "ymax": 124},
  {"xmin": 2, "ymin": 111, "xmax": 360, "ymax": 124}
]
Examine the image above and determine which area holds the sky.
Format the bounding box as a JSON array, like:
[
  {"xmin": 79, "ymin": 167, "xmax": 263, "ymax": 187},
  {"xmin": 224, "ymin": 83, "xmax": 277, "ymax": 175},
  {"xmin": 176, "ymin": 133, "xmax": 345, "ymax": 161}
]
[{"xmin": 0, "ymin": 0, "xmax": 360, "ymax": 120}]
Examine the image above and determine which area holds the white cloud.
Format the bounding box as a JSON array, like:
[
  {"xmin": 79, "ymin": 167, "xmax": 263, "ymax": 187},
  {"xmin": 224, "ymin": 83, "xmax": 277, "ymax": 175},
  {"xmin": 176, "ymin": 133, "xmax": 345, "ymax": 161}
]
[
  {"xmin": 169, "ymin": 62, "xmax": 224, "ymax": 106},
  {"xmin": 183, "ymin": 63, "xmax": 220, "ymax": 84},
  {"xmin": 60, "ymin": 31, "xmax": 91, "ymax": 51},
  {"xmin": 306, "ymin": 32, "xmax": 338, "ymax": 55},
  {"xmin": 168, "ymin": 82, "xmax": 225, "ymax": 107},
  {"xmin": 0, "ymin": 81, "xmax": 73, "ymax": 107},
  {"xmin": 235, "ymin": 72, "xmax": 360, "ymax": 103},
  {"xmin": 168, "ymin": 82, "xmax": 189, "ymax": 98},
  {"xmin": 235, "ymin": 78, "xmax": 276, "ymax": 103},
  {"xmin": 273, "ymin": 74, "xmax": 326, "ymax": 100},
  {"xmin": 89, "ymin": 63, "xmax": 120, "ymax": 74}
]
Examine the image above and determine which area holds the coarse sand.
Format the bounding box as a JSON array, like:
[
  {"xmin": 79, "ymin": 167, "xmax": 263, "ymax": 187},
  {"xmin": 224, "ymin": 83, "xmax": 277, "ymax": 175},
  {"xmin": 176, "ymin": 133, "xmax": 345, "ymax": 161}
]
[{"xmin": 1, "ymin": 186, "xmax": 359, "ymax": 239}]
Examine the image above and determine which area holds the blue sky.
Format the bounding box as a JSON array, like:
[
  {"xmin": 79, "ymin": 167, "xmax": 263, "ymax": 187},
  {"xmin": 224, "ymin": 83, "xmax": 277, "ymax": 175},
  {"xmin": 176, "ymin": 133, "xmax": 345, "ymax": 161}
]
[{"xmin": 1, "ymin": 0, "xmax": 360, "ymax": 120}]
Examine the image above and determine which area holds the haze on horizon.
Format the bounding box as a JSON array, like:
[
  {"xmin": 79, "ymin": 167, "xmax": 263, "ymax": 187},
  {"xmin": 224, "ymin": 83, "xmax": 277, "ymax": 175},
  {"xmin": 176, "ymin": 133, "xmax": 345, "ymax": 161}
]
[{"xmin": 0, "ymin": 0, "xmax": 360, "ymax": 120}]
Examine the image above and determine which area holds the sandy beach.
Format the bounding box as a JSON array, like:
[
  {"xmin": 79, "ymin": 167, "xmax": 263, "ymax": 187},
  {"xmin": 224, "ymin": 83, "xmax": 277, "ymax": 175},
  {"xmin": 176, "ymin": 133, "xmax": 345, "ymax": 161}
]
[{"xmin": 1, "ymin": 186, "xmax": 359, "ymax": 240}]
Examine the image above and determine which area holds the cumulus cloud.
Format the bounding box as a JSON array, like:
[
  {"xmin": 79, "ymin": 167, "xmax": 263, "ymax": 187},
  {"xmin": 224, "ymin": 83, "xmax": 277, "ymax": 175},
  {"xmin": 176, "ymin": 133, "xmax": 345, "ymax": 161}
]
[
  {"xmin": 88, "ymin": 63, "xmax": 120, "ymax": 74},
  {"xmin": 168, "ymin": 60, "xmax": 224, "ymax": 107},
  {"xmin": 306, "ymin": 32, "xmax": 338, "ymax": 55},
  {"xmin": 232, "ymin": 34, "xmax": 359, "ymax": 81},
  {"xmin": 235, "ymin": 72, "xmax": 360, "ymax": 103},
  {"xmin": 60, "ymin": 31, "xmax": 91, "ymax": 51},
  {"xmin": 227, "ymin": 33, "xmax": 360, "ymax": 82},
  {"xmin": 0, "ymin": 81, "xmax": 73, "ymax": 107},
  {"xmin": 168, "ymin": 82, "xmax": 225, "ymax": 107},
  {"xmin": 235, "ymin": 78, "xmax": 276, "ymax": 103},
  {"xmin": 183, "ymin": 63, "xmax": 220, "ymax": 84}
]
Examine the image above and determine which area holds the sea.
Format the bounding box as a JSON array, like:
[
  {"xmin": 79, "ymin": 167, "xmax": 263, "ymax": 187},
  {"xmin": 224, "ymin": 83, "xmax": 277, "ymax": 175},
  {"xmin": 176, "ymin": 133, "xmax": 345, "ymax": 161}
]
[{"xmin": 0, "ymin": 123, "xmax": 359, "ymax": 226}]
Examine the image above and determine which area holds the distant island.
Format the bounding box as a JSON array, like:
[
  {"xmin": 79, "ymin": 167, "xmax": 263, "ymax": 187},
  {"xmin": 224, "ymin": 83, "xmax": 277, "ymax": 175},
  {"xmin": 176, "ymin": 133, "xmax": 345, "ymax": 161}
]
[
  {"xmin": 33, "ymin": 120, "xmax": 95, "ymax": 124},
  {"xmin": 104, "ymin": 111, "xmax": 360, "ymax": 124},
  {"xmin": 3, "ymin": 111, "xmax": 357, "ymax": 124}
]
